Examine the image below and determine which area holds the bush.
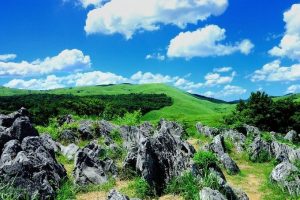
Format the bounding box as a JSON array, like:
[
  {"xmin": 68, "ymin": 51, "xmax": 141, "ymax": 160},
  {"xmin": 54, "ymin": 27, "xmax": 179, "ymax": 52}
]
[
  {"xmin": 114, "ymin": 110, "xmax": 142, "ymax": 126},
  {"xmin": 127, "ymin": 178, "xmax": 153, "ymax": 199},
  {"xmin": 253, "ymin": 149, "xmax": 272, "ymax": 163},
  {"xmin": 165, "ymin": 172, "xmax": 200, "ymax": 200},
  {"xmin": 0, "ymin": 182, "xmax": 27, "ymax": 200},
  {"xmin": 56, "ymin": 179, "xmax": 76, "ymax": 200},
  {"xmin": 193, "ymin": 151, "xmax": 218, "ymax": 170}
]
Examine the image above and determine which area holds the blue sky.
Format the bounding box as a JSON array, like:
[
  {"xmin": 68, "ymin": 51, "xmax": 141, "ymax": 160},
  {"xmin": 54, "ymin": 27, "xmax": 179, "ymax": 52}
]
[{"xmin": 0, "ymin": 0, "xmax": 300, "ymax": 100}]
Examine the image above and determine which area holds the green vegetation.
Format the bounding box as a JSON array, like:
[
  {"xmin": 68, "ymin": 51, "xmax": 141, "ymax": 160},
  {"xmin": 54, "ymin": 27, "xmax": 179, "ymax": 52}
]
[
  {"xmin": 0, "ymin": 83, "xmax": 234, "ymax": 127},
  {"xmin": 0, "ymin": 92, "xmax": 172, "ymax": 125},
  {"xmin": 193, "ymin": 151, "xmax": 218, "ymax": 170},
  {"xmin": 0, "ymin": 182, "xmax": 28, "ymax": 200},
  {"xmin": 225, "ymin": 91, "xmax": 300, "ymax": 133},
  {"xmin": 56, "ymin": 179, "xmax": 76, "ymax": 200},
  {"xmin": 165, "ymin": 172, "xmax": 200, "ymax": 200},
  {"xmin": 125, "ymin": 178, "xmax": 153, "ymax": 199}
]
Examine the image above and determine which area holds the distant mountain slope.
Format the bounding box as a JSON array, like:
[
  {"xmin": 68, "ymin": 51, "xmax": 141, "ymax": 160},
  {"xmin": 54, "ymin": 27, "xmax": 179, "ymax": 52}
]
[{"xmin": 0, "ymin": 84, "xmax": 235, "ymax": 127}]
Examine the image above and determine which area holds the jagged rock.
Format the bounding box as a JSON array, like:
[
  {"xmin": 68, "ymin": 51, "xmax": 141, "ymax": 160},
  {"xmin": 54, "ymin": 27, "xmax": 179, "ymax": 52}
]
[
  {"xmin": 209, "ymin": 135, "xmax": 225, "ymax": 156},
  {"xmin": 0, "ymin": 109, "xmax": 66, "ymax": 199},
  {"xmin": 220, "ymin": 153, "xmax": 240, "ymax": 175},
  {"xmin": 78, "ymin": 120, "xmax": 94, "ymax": 139},
  {"xmin": 9, "ymin": 116, "xmax": 38, "ymax": 141},
  {"xmin": 243, "ymin": 124, "xmax": 260, "ymax": 136},
  {"xmin": 58, "ymin": 114, "xmax": 75, "ymax": 126},
  {"xmin": 288, "ymin": 149, "xmax": 300, "ymax": 163},
  {"xmin": 222, "ymin": 129, "xmax": 246, "ymax": 152},
  {"xmin": 248, "ymin": 137, "xmax": 271, "ymax": 162},
  {"xmin": 96, "ymin": 120, "xmax": 118, "ymax": 137},
  {"xmin": 271, "ymin": 141, "xmax": 293, "ymax": 162},
  {"xmin": 40, "ymin": 134, "xmax": 60, "ymax": 153},
  {"xmin": 284, "ymin": 130, "xmax": 299, "ymax": 143},
  {"xmin": 199, "ymin": 187, "xmax": 226, "ymax": 200},
  {"xmin": 121, "ymin": 125, "xmax": 149, "ymax": 150},
  {"xmin": 233, "ymin": 188, "xmax": 249, "ymax": 200},
  {"xmin": 59, "ymin": 143, "xmax": 79, "ymax": 160},
  {"xmin": 123, "ymin": 123, "xmax": 195, "ymax": 194},
  {"xmin": 107, "ymin": 189, "xmax": 130, "ymax": 200},
  {"xmin": 196, "ymin": 122, "xmax": 219, "ymax": 137},
  {"xmin": 157, "ymin": 119, "xmax": 183, "ymax": 137},
  {"xmin": 270, "ymin": 161, "xmax": 300, "ymax": 196},
  {"xmin": 59, "ymin": 129, "xmax": 78, "ymax": 143},
  {"xmin": 0, "ymin": 107, "xmax": 29, "ymax": 128},
  {"xmin": 139, "ymin": 121, "xmax": 154, "ymax": 136},
  {"xmin": 73, "ymin": 141, "xmax": 117, "ymax": 185}
]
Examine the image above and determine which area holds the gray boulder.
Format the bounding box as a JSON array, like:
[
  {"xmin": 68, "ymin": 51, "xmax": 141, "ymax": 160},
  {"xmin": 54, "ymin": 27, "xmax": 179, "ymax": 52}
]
[
  {"xmin": 199, "ymin": 187, "xmax": 226, "ymax": 200},
  {"xmin": 58, "ymin": 114, "xmax": 74, "ymax": 126},
  {"xmin": 220, "ymin": 153, "xmax": 240, "ymax": 175},
  {"xmin": 284, "ymin": 130, "xmax": 299, "ymax": 143},
  {"xmin": 59, "ymin": 143, "xmax": 79, "ymax": 160},
  {"xmin": 123, "ymin": 122, "xmax": 195, "ymax": 194},
  {"xmin": 271, "ymin": 141, "xmax": 293, "ymax": 162},
  {"xmin": 78, "ymin": 120, "xmax": 94, "ymax": 139},
  {"xmin": 59, "ymin": 129, "xmax": 78, "ymax": 144},
  {"xmin": 158, "ymin": 119, "xmax": 184, "ymax": 138},
  {"xmin": 209, "ymin": 135, "xmax": 225, "ymax": 156},
  {"xmin": 270, "ymin": 161, "xmax": 300, "ymax": 196},
  {"xmin": 121, "ymin": 125, "xmax": 149, "ymax": 150},
  {"xmin": 9, "ymin": 116, "xmax": 38, "ymax": 141},
  {"xmin": 73, "ymin": 141, "xmax": 117, "ymax": 185},
  {"xmin": 196, "ymin": 122, "xmax": 219, "ymax": 137},
  {"xmin": 248, "ymin": 137, "xmax": 271, "ymax": 162},
  {"xmin": 40, "ymin": 134, "xmax": 60, "ymax": 153},
  {"xmin": 243, "ymin": 124, "xmax": 260, "ymax": 136},
  {"xmin": 222, "ymin": 129, "xmax": 246, "ymax": 152},
  {"xmin": 0, "ymin": 107, "xmax": 29, "ymax": 128},
  {"xmin": 107, "ymin": 189, "xmax": 130, "ymax": 200}
]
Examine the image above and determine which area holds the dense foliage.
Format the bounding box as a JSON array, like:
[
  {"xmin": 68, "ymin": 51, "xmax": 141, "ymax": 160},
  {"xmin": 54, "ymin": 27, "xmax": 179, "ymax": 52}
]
[
  {"xmin": 225, "ymin": 91, "xmax": 300, "ymax": 133},
  {"xmin": 0, "ymin": 93, "xmax": 172, "ymax": 125}
]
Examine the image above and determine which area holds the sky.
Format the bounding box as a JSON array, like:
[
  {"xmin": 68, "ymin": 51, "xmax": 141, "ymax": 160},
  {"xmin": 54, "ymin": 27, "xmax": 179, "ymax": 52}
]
[{"xmin": 0, "ymin": 0, "xmax": 300, "ymax": 101}]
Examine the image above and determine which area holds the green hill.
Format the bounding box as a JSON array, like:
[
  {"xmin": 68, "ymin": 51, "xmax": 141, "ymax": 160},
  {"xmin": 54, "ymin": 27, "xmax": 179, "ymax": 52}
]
[{"xmin": 0, "ymin": 84, "xmax": 235, "ymax": 127}]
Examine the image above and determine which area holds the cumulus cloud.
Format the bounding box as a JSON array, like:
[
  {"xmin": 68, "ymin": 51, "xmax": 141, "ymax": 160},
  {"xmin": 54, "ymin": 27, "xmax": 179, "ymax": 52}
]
[
  {"xmin": 167, "ymin": 25, "xmax": 254, "ymax": 59},
  {"xmin": 84, "ymin": 0, "xmax": 228, "ymax": 39},
  {"xmin": 203, "ymin": 85, "xmax": 246, "ymax": 98},
  {"xmin": 251, "ymin": 60, "xmax": 300, "ymax": 82},
  {"xmin": 204, "ymin": 71, "xmax": 236, "ymax": 86},
  {"xmin": 0, "ymin": 54, "xmax": 17, "ymax": 62},
  {"xmin": 286, "ymin": 85, "xmax": 300, "ymax": 94},
  {"xmin": 269, "ymin": 4, "xmax": 300, "ymax": 61},
  {"xmin": 4, "ymin": 70, "xmax": 205, "ymax": 94},
  {"xmin": 213, "ymin": 67, "xmax": 232, "ymax": 73},
  {"xmin": 145, "ymin": 53, "xmax": 165, "ymax": 61},
  {"xmin": 0, "ymin": 49, "xmax": 91, "ymax": 76}
]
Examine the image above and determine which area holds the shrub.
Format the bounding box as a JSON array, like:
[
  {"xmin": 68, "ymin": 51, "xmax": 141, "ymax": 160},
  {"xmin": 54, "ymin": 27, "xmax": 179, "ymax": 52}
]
[
  {"xmin": 261, "ymin": 132, "xmax": 273, "ymax": 143},
  {"xmin": 254, "ymin": 149, "xmax": 272, "ymax": 163},
  {"xmin": 114, "ymin": 110, "xmax": 142, "ymax": 126},
  {"xmin": 165, "ymin": 172, "xmax": 200, "ymax": 200},
  {"xmin": 127, "ymin": 178, "xmax": 153, "ymax": 199},
  {"xmin": 193, "ymin": 151, "xmax": 218, "ymax": 170},
  {"xmin": 0, "ymin": 182, "xmax": 27, "ymax": 200},
  {"xmin": 56, "ymin": 179, "xmax": 76, "ymax": 200},
  {"xmin": 224, "ymin": 139, "xmax": 234, "ymax": 153}
]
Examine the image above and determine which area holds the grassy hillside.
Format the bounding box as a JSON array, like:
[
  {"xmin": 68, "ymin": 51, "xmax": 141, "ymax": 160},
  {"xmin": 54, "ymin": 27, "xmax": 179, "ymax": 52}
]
[{"xmin": 0, "ymin": 84, "xmax": 234, "ymax": 127}]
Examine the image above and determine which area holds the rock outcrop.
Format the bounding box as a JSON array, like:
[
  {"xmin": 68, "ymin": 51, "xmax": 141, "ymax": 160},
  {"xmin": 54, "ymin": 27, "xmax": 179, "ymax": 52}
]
[
  {"xmin": 248, "ymin": 136, "xmax": 271, "ymax": 162},
  {"xmin": 199, "ymin": 187, "xmax": 226, "ymax": 200},
  {"xmin": 123, "ymin": 120, "xmax": 195, "ymax": 194},
  {"xmin": 73, "ymin": 141, "xmax": 117, "ymax": 185},
  {"xmin": 0, "ymin": 109, "xmax": 66, "ymax": 199},
  {"xmin": 59, "ymin": 143, "xmax": 79, "ymax": 160},
  {"xmin": 196, "ymin": 122, "xmax": 219, "ymax": 137},
  {"xmin": 270, "ymin": 161, "xmax": 300, "ymax": 196},
  {"xmin": 284, "ymin": 130, "xmax": 299, "ymax": 143}
]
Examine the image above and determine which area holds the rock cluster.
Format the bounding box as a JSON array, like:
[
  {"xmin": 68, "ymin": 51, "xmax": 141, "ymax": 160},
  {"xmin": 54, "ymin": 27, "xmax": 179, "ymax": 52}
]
[
  {"xmin": 123, "ymin": 119, "xmax": 195, "ymax": 194},
  {"xmin": 196, "ymin": 122, "xmax": 219, "ymax": 137},
  {"xmin": 0, "ymin": 108, "xmax": 66, "ymax": 199},
  {"xmin": 73, "ymin": 141, "xmax": 117, "ymax": 185}
]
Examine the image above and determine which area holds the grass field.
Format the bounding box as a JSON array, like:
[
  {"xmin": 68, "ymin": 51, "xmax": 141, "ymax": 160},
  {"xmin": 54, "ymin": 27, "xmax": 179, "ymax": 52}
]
[{"xmin": 0, "ymin": 83, "xmax": 235, "ymax": 127}]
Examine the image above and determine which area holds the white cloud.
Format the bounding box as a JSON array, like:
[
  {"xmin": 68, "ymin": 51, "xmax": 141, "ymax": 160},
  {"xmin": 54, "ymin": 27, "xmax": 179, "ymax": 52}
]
[
  {"xmin": 130, "ymin": 71, "xmax": 177, "ymax": 84},
  {"xmin": 0, "ymin": 49, "xmax": 91, "ymax": 76},
  {"xmin": 84, "ymin": 0, "xmax": 228, "ymax": 39},
  {"xmin": 0, "ymin": 54, "xmax": 17, "ymax": 62},
  {"xmin": 269, "ymin": 4, "xmax": 300, "ymax": 61},
  {"xmin": 167, "ymin": 25, "xmax": 254, "ymax": 59},
  {"xmin": 204, "ymin": 71, "xmax": 236, "ymax": 86},
  {"xmin": 203, "ymin": 85, "xmax": 246, "ymax": 98},
  {"xmin": 145, "ymin": 53, "xmax": 165, "ymax": 61},
  {"xmin": 251, "ymin": 60, "xmax": 300, "ymax": 82},
  {"xmin": 213, "ymin": 67, "xmax": 232, "ymax": 73},
  {"xmin": 286, "ymin": 85, "xmax": 300, "ymax": 94},
  {"xmin": 79, "ymin": 0, "xmax": 103, "ymax": 8}
]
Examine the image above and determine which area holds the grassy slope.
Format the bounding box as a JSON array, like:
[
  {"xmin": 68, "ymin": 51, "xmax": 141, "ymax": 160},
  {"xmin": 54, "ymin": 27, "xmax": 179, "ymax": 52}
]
[{"xmin": 0, "ymin": 84, "xmax": 234, "ymax": 127}]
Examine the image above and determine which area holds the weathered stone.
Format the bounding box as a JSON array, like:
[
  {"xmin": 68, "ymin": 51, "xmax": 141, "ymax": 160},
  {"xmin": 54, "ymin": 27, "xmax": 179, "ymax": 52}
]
[
  {"xmin": 59, "ymin": 129, "xmax": 78, "ymax": 144},
  {"xmin": 284, "ymin": 130, "xmax": 299, "ymax": 143},
  {"xmin": 157, "ymin": 119, "xmax": 184, "ymax": 138},
  {"xmin": 9, "ymin": 116, "xmax": 38, "ymax": 141},
  {"xmin": 271, "ymin": 141, "xmax": 293, "ymax": 162},
  {"xmin": 59, "ymin": 143, "xmax": 79, "ymax": 160},
  {"xmin": 248, "ymin": 137, "xmax": 271, "ymax": 162},
  {"xmin": 40, "ymin": 134, "xmax": 60, "ymax": 153},
  {"xmin": 222, "ymin": 129, "xmax": 246, "ymax": 152},
  {"xmin": 78, "ymin": 120, "xmax": 94, "ymax": 139},
  {"xmin": 220, "ymin": 153, "xmax": 240, "ymax": 175},
  {"xmin": 58, "ymin": 114, "xmax": 75, "ymax": 126},
  {"xmin": 270, "ymin": 161, "xmax": 300, "ymax": 196},
  {"xmin": 243, "ymin": 124, "xmax": 260, "ymax": 136},
  {"xmin": 196, "ymin": 122, "xmax": 219, "ymax": 137},
  {"xmin": 199, "ymin": 187, "xmax": 226, "ymax": 200},
  {"xmin": 107, "ymin": 189, "xmax": 130, "ymax": 200},
  {"xmin": 209, "ymin": 135, "xmax": 225, "ymax": 156}
]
